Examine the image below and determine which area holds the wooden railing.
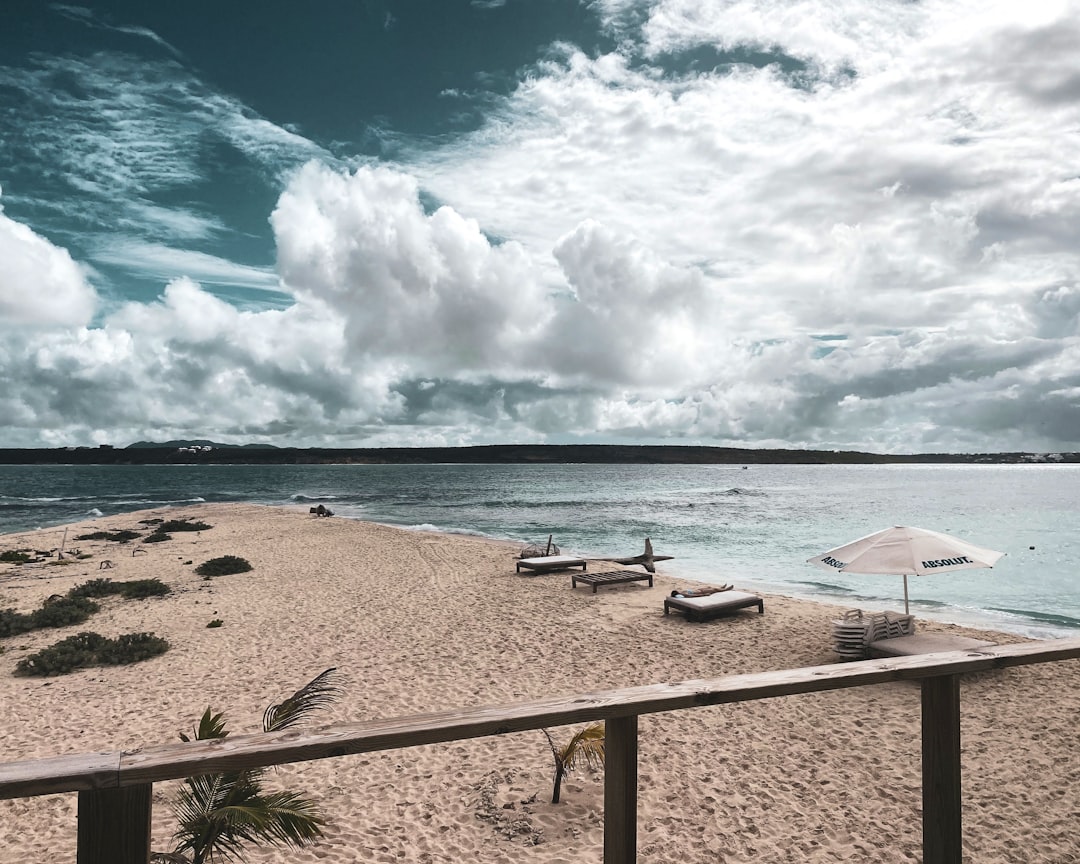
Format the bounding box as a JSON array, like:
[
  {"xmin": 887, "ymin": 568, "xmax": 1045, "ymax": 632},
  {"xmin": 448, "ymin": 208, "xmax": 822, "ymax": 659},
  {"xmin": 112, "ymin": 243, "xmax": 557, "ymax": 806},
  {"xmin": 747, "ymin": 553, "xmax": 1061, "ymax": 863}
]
[{"xmin": 2, "ymin": 637, "xmax": 1079, "ymax": 864}]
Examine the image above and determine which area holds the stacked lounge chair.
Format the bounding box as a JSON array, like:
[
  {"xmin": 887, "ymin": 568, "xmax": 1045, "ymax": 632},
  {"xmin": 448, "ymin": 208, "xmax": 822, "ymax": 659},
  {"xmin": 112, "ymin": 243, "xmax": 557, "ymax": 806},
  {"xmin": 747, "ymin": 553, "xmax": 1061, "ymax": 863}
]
[{"xmin": 831, "ymin": 609, "xmax": 915, "ymax": 660}]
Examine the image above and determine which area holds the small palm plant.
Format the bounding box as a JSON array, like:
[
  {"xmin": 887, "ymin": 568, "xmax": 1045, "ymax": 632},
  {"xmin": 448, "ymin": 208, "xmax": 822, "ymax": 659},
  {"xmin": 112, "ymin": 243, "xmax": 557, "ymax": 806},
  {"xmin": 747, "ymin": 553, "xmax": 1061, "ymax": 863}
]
[
  {"xmin": 541, "ymin": 721, "xmax": 605, "ymax": 804},
  {"xmin": 152, "ymin": 668, "xmax": 345, "ymax": 864}
]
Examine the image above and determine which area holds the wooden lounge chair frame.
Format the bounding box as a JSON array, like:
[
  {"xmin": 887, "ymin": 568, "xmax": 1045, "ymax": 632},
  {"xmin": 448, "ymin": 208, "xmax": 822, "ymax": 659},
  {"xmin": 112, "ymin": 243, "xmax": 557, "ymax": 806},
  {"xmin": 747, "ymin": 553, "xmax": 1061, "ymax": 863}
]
[
  {"xmin": 663, "ymin": 591, "xmax": 764, "ymax": 622},
  {"xmin": 572, "ymin": 569, "xmax": 654, "ymax": 592},
  {"xmin": 516, "ymin": 555, "xmax": 588, "ymax": 574}
]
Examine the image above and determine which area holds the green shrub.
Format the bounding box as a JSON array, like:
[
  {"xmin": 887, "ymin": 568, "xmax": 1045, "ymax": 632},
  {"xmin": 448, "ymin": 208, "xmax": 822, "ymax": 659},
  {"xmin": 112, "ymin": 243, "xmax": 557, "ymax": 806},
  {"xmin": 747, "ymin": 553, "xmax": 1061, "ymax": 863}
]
[
  {"xmin": 14, "ymin": 631, "xmax": 169, "ymax": 676},
  {"xmin": 68, "ymin": 578, "xmax": 120, "ymax": 599},
  {"xmin": 158, "ymin": 519, "xmax": 212, "ymax": 533},
  {"xmin": 195, "ymin": 555, "xmax": 253, "ymax": 578},
  {"xmin": 29, "ymin": 596, "xmax": 99, "ymax": 629},
  {"xmin": 75, "ymin": 530, "xmax": 142, "ymax": 543},
  {"xmin": 144, "ymin": 532, "xmax": 171, "ymax": 543},
  {"xmin": 0, "ymin": 550, "xmax": 32, "ymax": 563},
  {"xmin": 120, "ymin": 579, "xmax": 171, "ymax": 599},
  {"xmin": 206, "ymin": 619, "xmax": 224, "ymax": 628},
  {"xmin": 139, "ymin": 518, "xmax": 164, "ymax": 525},
  {"xmin": 15, "ymin": 631, "xmax": 108, "ymax": 676},
  {"xmin": 0, "ymin": 608, "xmax": 34, "ymax": 638},
  {"xmin": 96, "ymin": 632, "xmax": 170, "ymax": 665},
  {"xmin": 69, "ymin": 577, "xmax": 170, "ymax": 600}
]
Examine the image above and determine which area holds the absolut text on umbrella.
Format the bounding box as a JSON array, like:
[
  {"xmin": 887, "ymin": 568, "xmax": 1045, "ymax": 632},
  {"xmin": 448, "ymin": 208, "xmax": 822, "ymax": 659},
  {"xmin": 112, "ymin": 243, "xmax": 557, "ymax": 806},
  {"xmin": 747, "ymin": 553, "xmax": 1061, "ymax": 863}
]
[{"xmin": 819, "ymin": 555, "xmax": 974, "ymax": 569}]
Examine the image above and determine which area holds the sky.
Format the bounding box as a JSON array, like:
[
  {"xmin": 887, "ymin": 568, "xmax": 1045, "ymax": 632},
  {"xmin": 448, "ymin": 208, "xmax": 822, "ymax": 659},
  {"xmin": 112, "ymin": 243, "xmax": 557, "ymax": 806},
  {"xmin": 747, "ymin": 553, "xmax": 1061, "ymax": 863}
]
[{"xmin": 2, "ymin": 0, "xmax": 1080, "ymax": 453}]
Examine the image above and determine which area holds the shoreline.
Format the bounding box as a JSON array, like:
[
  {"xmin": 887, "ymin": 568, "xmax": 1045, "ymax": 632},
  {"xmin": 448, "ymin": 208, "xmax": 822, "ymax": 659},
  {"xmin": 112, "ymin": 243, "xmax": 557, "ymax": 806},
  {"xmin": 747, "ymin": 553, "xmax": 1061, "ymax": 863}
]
[
  {"xmin": 1, "ymin": 503, "xmax": 1078, "ymax": 862},
  {"xmin": 5, "ymin": 501, "xmax": 1075, "ymax": 642},
  {"xmin": 5, "ymin": 498, "xmax": 1077, "ymax": 644}
]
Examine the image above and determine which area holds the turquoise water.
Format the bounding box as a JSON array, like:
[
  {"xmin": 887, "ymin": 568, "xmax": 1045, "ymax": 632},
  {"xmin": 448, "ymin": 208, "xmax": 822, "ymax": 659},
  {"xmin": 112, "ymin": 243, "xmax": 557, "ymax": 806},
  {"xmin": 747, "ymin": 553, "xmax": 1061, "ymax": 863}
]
[{"xmin": 1, "ymin": 462, "xmax": 1077, "ymax": 638}]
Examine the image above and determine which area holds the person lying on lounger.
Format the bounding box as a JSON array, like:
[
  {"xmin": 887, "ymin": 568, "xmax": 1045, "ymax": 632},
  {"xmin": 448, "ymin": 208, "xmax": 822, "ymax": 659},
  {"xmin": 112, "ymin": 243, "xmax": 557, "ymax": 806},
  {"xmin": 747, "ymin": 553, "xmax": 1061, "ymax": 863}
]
[{"xmin": 670, "ymin": 584, "xmax": 732, "ymax": 598}]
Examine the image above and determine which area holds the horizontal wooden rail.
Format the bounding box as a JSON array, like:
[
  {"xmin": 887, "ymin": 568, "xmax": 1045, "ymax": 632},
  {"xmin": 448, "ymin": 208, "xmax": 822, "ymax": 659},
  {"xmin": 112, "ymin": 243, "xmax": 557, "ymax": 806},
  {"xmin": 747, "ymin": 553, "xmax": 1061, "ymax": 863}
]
[{"xmin": 3, "ymin": 637, "xmax": 1079, "ymax": 800}]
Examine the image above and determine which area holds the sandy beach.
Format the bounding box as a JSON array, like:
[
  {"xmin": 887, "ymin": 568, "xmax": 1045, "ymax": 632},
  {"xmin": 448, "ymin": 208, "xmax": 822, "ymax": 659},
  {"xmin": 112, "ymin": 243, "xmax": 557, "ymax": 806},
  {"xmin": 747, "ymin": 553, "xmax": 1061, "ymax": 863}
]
[{"xmin": 0, "ymin": 503, "xmax": 1077, "ymax": 863}]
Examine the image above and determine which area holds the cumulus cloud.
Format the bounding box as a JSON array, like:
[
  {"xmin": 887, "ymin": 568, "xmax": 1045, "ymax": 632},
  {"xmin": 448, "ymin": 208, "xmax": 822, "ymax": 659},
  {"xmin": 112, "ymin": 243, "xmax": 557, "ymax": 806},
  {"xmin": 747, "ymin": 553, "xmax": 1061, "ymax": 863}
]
[
  {"xmin": 272, "ymin": 162, "xmax": 547, "ymax": 375},
  {"xmin": 0, "ymin": 197, "xmax": 97, "ymax": 328},
  {"xmin": 4, "ymin": 0, "xmax": 1080, "ymax": 452}
]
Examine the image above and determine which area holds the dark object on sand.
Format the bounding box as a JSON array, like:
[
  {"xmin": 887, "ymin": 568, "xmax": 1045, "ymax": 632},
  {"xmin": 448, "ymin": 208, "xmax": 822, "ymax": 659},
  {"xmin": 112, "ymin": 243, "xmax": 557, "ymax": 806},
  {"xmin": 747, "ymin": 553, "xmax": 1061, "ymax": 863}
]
[
  {"xmin": 195, "ymin": 555, "xmax": 253, "ymax": 578},
  {"xmin": 610, "ymin": 538, "xmax": 674, "ymax": 573},
  {"xmin": 310, "ymin": 504, "xmax": 334, "ymax": 517},
  {"xmin": 518, "ymin": 534, "xmax": 562, "ymax": 558}
]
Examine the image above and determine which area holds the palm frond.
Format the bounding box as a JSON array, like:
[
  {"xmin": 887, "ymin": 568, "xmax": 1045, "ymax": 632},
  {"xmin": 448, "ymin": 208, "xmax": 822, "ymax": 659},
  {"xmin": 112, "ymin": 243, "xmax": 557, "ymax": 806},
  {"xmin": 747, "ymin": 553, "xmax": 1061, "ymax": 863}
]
[
  {"xmin": 242, "ymin": 790, "xmax": 327, "ymax": 844},
  {"xmin": 559, "ymin": 722, "xmax": 605, "ymax": 773},
  {"xmin": 179, "ymin": 707, "xmax": 229, "ymax": 743},
  {"xmin": 171, "ymin": 772, "xmax": 264, "ymax": 863},
  {"xmin": 164, "ymin": 670, "xmax": 346, "ymax": 864},
  {"xmin": 263, "ymin": 667, "xmax": 345, "ymax": 733}
]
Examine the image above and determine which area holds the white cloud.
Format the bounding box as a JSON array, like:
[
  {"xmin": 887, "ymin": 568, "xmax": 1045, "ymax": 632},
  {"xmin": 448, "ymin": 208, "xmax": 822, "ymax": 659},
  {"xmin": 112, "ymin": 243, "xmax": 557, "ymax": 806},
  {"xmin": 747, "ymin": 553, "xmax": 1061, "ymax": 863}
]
[
  {"xmin": 91, "ymin": 239, "xmax": 285, "ymax": 302},
  {"xmin": 4, "ymin": 0, "xmax": 1080, "ymax": 452},
  {"xmin": 271, "ymin": 162, "xmax": 547, "ymax": 375},
  {"xmin": 0, "ymin": 199, "xmax": 97, "ymax": 328}
]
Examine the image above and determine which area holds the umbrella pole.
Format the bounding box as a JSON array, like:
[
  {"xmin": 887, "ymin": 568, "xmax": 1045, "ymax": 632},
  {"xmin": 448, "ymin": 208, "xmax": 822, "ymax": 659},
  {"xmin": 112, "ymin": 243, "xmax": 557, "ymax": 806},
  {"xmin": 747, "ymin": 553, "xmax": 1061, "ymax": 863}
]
[{"xmin": 903, "ymin": 574, "xmax": 910, "ymax": 615}]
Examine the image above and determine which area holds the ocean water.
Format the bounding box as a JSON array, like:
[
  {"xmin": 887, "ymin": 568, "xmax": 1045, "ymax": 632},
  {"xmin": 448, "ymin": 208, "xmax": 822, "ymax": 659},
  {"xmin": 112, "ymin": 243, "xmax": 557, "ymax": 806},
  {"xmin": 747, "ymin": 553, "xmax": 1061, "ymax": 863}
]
[{"xmin": 1, "ymin": 462, "xmax": 1077, "ymax": 639}]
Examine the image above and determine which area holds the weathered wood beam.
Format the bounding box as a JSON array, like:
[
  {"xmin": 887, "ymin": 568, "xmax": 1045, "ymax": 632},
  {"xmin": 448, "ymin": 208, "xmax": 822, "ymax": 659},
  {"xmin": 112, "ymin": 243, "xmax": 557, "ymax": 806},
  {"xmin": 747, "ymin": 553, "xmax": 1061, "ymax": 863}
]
[
  {"xmin": 604, "ymin": 715, "xmax": 638, "ymax": 864},
  {"xmin": 922, "ymin": 675, "xmax": 962, "ymax": 864},
  {"xmin": 0, "ymin": 751, "xmax": 119, "ymax": 798},
  {"xmin": 77, "ymin": 785, "xmax": 151, "ymax": 864},
  {"xmin": 1, "ymin": 638, "xmax": 1077, "ymax": 798}
]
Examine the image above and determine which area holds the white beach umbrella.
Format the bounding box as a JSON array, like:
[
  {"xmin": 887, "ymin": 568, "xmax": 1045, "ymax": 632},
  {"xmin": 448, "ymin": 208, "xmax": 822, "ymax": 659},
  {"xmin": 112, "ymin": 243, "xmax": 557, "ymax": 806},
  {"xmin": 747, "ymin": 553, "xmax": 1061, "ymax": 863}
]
[{"xmin": 807, "ymin": 525, "xmax": 1005, "ymax": 614}]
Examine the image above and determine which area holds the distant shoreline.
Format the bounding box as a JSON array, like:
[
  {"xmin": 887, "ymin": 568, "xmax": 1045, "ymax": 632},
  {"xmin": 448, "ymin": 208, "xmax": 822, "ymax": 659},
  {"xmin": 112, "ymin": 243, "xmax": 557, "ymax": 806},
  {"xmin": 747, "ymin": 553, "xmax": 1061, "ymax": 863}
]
[{"xmin": 0, "ymin": 444, "xmax": 1075, "ymax": 465}]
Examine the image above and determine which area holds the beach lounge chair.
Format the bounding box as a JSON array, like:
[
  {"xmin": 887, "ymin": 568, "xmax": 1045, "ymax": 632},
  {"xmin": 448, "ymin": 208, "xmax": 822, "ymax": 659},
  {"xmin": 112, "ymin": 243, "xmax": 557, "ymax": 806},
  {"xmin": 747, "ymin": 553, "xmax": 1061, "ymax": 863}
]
[
  {"xmin": 571, "ymin": 569, "xmax": 654, "ymax": 592},
  {"xmin": 516, "ymin": 555, "xmax": 588, "ymax": 574},
  {"xmin": 663, "ymin": 590, "xmax": 764, "ymax": 622}
]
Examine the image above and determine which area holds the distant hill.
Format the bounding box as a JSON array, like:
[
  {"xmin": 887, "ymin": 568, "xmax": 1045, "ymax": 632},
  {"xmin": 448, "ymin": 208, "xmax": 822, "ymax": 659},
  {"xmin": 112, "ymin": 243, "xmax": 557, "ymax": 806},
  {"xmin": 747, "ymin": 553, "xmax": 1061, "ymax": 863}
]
[
  {"xmin": 0, "ymin": 444, "xmax": 1074, "ymax": 465},
  {"xmin": 125, "ymin": 440, "xmax": 280, "ymax": 450}
]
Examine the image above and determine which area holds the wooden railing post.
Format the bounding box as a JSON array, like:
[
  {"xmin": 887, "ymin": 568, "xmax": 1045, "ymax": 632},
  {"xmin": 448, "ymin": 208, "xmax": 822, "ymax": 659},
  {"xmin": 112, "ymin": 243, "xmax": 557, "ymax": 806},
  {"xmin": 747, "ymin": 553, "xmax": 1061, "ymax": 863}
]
[
  {"xmin": 922, "ymin": 675, "xmax": 962, "ymax": 864},
  {"xmin": 604, "ymin": 714, "xmax": 638, "ymax": 864},
  {"xmin": 77, "ymin": 784, "xmax": 152, "ymax": 864}
]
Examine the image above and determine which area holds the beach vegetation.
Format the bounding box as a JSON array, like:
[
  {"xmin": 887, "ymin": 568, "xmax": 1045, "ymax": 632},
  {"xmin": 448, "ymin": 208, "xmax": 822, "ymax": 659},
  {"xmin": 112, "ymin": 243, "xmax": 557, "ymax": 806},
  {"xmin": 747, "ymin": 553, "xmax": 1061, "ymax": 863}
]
[
  {"xmin": 144, "ymin": 532, "xmax": 172, "ymax": 543},
  {"xmin": 159, "ymin": 520, "xmax": 212, "ymax": 533},
  {"xmin": 541, "ymin": 722, "xmax": 605, "ymax": 804},
  {"xmin": 68, "ymin": 578, "xmax": 118, "ymax": 598},
  {"xmin": 140, "ymin": 518, "xmax": 164, "ymax": 525},
  {"xmin": 75, "ymin": 529, "xmax": 142, "ymax": 543},
  {"xmin": 14, "ymin": 630, "xmax": 168, "ymax": 676},
  {"xmin": 30, "ymin": 596, "xmax": 100, "ymax": 629},
  {"xmin": 120, "ymin": 578, "xmax": 172, "ymax": 599},
  {"xmin": 0, "ymin": 580, "xmax": 169, "ymax": 641},
  {"xmin": 0, "ymin": 550, "xmax": 32, "ymax": 563},
  {"xmin": 153, "ymin": 668, "xmax": 345, "ymax": 864},
  {"xmin": 68, "ymin": 577, "xmax": 171, "ymax": 600},
  {"xmin": 0, "ymin": 609, "xmax": 34, "ymax": 638},
  {"xmin": 206, "ymin": 619, "xmax": 223, "ymax": 628},
  {"xmin": 195, "ymin": 555, "xmax": 253, "ymax": 578}
]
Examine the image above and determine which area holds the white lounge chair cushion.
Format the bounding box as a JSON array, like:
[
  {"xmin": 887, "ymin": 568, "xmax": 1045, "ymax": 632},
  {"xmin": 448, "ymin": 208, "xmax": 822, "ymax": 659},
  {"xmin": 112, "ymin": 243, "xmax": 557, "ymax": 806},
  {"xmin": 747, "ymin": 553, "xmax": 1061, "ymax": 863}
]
[{"xmin": 673, "ymin": 590, "xmax": 760, "ymax": 608}]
